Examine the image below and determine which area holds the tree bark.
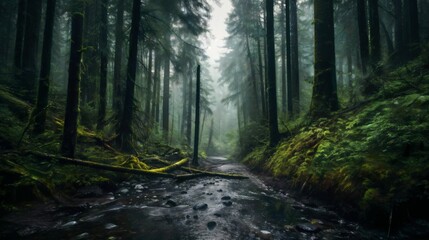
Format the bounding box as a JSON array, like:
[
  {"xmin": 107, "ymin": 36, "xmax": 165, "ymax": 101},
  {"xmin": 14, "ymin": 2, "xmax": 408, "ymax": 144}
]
[
  {"xmin": 186, "ymin": 70, "xmax": 193, "ymax": 146},
  {"xmin": 21, "ymin": 0, "xmax": 42, "ymax": 101},
  {"xmin": 408, "ymin": 0, "xmax": 420, "ymax": 51},
  {"xmin": 162, "ymin": 30, "xmax": 171, "ymax": 141},
  {"xmin": 145, "ymin": 49, "xmax": 153, "ymax": 119},
  {"xmin": 368, "ymin": 0, "xmax": 381, "ymax": 65},
  {"xmin": 14, "ymin": 0, "xmax": 26, "ymax": 77},
  {"xmin": 357, "ymin": 0, "xmax": 369, "ymax": 74},
  {"xmin": 393, "ymin": 0, "xmax": 403, "ymax": 51},
  {"xmin": 112, "ymin": 0, "xmax": 125, "ymax": 115},
  {"xmin": 61, "ymin": 0, "xmax": 85, "ymax": 158},
  {"xmin": 117, "ymin": 0, "xmax": 141, "ymax": 152},
  {"xmin": 280, "ymin": 0, "xmax": 287, "ymax": 115},
  {"xmin": 97, "ymin": 0, "xmax": 108, "ymax": 131},
  {"xmin": 290, "ymin": 0, "xmax": 300, "ymax": 115},
  {"xmin": 310, "ymin": 0, "xmax": 338, "ymax": 119},
  {"xmin": 286, "ymin": 0, "xmax": 293, "ymax": 117},
  {"xmin": 33, "ymin": 0, "xmax": 57, "ymax": 134},
  {"xmin": 192, "ymin": 65, "xmax": 201, "ymax": 166},
  {"xmin": 266, "ymin": 0, "xmax": 279, "ymax": 146}
]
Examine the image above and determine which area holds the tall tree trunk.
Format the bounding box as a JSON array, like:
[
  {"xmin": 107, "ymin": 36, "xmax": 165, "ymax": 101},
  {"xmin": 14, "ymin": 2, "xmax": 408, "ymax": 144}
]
[
  {"xmin": 154, "ymin": 54, "xmax": 161, "ymax": 124},
  {"xmin": 290, "ymin": 0, "xmax": 300, "ymax": 115},
  {"xmin": 21, "ymin": 0, "xmax": 42, "ymax": 101},
  {"xmin": 368, "ymin": 0, "xmax": 381, "ymax": 65},
  {"xmin": 181, "ymin": 74, "xmax": 188, "ymax": 136},
  {"xmin": 280, "ymin": 0, "xmax": 287, "ymax": 115},
  {"xmin": 285, "ymin": 0, "xmax": 293, "ymax": 117},
  {"xmin": 393, "ymin": 0, "xmax": 403, "ymax": 51},
  {"xmin": 81, "ymin": 2, "xmax": 98, "ymax": 107},
  {"xmin": 256, "ymin": 34, "xmax": 267, "ymax": 119},
  {"xmin": 186, "ymin": 71, "xmax": 193, "ymax": 146},
  {"xmin": 245, "ymin": 35, "xmax": 260, "ymax": 122},
  {"xmin": 145, "ymin": 49, "xmax": 153, "ymax": 119},
  {"xmin": 113, "ymin": 0, "xmax": 125, "ymax": 117},
  {"xmin": 97, "ymin": 0, "xmax": 108, "ymax": 131},
  {"xmin": 380, "ymin": 20, "xmax": 394, "ymax": 56},
  {"xmin": 14, "ymin": 0, "xmax": 26, "ymax": 78},
  {"xmin": 207, "ymin": 118, "xmax": 214, "ymax": 154},
  {"xmin": 357, "ymin": 0, "xmax": 369, "ymax": 74},
  {"xmin": 151, "ymin": 51, "xmax": 160, "ymax": 123},
  {"xmin": 192, "ymin": 65, "xmax": 201, "ymax": 166},
  {"xmin": 33, "ymin": 0, "xmax": 57, "ymax": 134},
  {"xmin": 266, "ymin": 0, "xmax": 279, "ymax": 146},
  {"xmin": 310, "ymin": 0, "xmax": 338, "ymax": 119},
  {"xmin": 199, "ymin": 109, "xmax": 206, "ymax": 145},
  {"xmin": 117, "ymin": 0, "xmax": 141, "ymax": 152},
  {"xmin": 61, "ymin": 0, "xmax": 85, "ymax": 158},
  {"xmin": 408, "ymin": 0, "xmax": 420, "ymax": 51},
  {"xmin": 162, "ymin": 29, "xmax": 171, "ymax": 141}
]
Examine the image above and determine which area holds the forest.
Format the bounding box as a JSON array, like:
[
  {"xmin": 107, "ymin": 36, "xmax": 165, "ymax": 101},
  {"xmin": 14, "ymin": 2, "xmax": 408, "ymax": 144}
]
[{"xmin": 0, "ymin": 0, "xmax": 428, "ymax": 239}]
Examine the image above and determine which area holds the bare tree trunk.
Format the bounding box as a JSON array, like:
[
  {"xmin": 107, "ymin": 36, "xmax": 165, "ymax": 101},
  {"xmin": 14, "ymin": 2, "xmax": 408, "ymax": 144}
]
[
  {"xmin": 33, "ymin": 0, "xmax": 57, "ymax": 134},
  {"xmin": 14, "ymin": 0, "xmax": 26, "ymax": 78},
  {"xmin": 357, "ymin": 0, "xmax": 369, "ymax": 74},
  {"xmin": 21, "ymin": 0, "xmax": 42, "ymax": 101},
  {"xmin": 290, "ymin": 0, "xmax": 300, "ymax": 115},
  {"xmin": 97, "ymin": 0, "xmax": 108, "ymax": 131},
  {"xmin": 186, "ymin": 70, "xmax": 193, "ymax": 146},
  {"xmin": 117, "ymin": 0, "xmax": 141, "ymax": 152},
  {"xmin": 61, "ymin": 0, "xmax": 85, "ymax": 158},
  {"xmin": 310, "ymin": 0, "xmax": 338, "ymax": 119},
  {"xmin": 162, "ymin": 30, "xmax": 171, "ymax": 141},
  {"xmin": 145, "ymin": 49, "xmax": 153, "ymax": 119},
  {"xmin": 192, "ymin": 65, "xmax": 201, "ymax": 166},
  {"xmin": 266, "ymin": 0, "xmax": 279, "ymax": 146},
  {"xmin": 112, "ymin": 0, "xmax": 125, "ymax": 116}
]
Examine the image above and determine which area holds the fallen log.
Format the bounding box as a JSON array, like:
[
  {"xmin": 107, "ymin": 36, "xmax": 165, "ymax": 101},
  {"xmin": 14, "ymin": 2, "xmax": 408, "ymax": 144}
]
[
  {"xmin": 20, "ymin": 151, "xmax": 248, "ymax": 180},
  {"xmin": 24, "ymin": 151, "xmax": 176, "ymax": 178},
  {"xmin": 145, "ymin": 156, "xmax": 249, "ymax": 179}
]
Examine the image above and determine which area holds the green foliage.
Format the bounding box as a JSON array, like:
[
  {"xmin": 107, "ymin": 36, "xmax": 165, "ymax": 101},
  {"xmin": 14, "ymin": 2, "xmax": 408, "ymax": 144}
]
[{"xmin": 242, "ymin": 58, "xmax": 429, "ymax": 220}]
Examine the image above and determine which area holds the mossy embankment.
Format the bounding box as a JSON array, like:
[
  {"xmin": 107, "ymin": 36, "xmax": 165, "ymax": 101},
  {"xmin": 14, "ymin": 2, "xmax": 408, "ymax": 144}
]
[{"xmin": 242, "ymin": 56, "xmax": 429, "ymax": 226}]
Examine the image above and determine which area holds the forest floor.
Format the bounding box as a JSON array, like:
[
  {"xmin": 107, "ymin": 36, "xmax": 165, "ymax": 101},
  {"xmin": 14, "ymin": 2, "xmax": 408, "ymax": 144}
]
[
  {"xmin": 1, "ymin": 156, "xmax": 397, "ymax": 239},
  {"xmin": 241, "ymin": 54, "xmax": 429, "ymax": 233}
]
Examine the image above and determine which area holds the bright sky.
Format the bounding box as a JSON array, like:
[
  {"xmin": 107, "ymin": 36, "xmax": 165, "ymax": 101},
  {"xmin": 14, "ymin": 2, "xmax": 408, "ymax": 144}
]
[{"xmin": 204, "ymin": 0, "xmax": 232, "ymax": 82}]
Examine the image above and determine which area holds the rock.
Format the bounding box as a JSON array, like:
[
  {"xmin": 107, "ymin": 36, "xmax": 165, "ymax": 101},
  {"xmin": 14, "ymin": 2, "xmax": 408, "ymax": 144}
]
[
  {"xmin": 222, "ymin": 201, "xmax": 233, "ymax": 206},
  {"xmin": 193, "ymin": 203, "xmax": 208, "ymax": 210},
  {"xmin": 214, "ymin": 213, "xmax": 222, "ymax": 217},
  {"xmin": 119, "ymin": 188, "xmax": 129, "ymax": 194},
  {"xmin": 105, "ymin": 223, "xmax": 118, "ymax": 230},
  {"xmin": 193, "ymin": 215, "xmax": 199, "ymax": 219},
  {"xmin": 181, "ymin": 191, "xmax": 188, "ymax": 194},
  {"xmin": 207, "ymin": 221, "xmax": 217, "ymax": 230},
  {"xmin": 76, "ymin": 232, "xmax": 89, "ymax": 239},
  {"xmin": 165, "ymin": 200, "xmax": 177, "ymax": 207},
  {"xmin": 295, "ymin": 223, "xmax": 321, "ymax": 233},
  {"xmin": 163, "ymin": 195, "xmax": 172, "ymax": 200},
  {"xmin": 62, "ymin": 221, "xmax": 77, "ymax": 227},
  {"xmin": 217, "ymin": 189, "xmax": 223, "ymax": 192},
  {"xmin": 256, "ymin": 230, "xmax": 272, "ymax": 240},
  {"xmin": 221, "ymin": 196, "xmax": 231, "ymax": 200},
  {"xmin": 134, "ymin": 184, "xmax": 145, "ymax": 190},
  {"xmin": 284, "ymin": 225, "xmax": 295, "ymax": 231},
  {"xmin": 206, "ymin": 193, "xmax": 213, "ymax": 195}
]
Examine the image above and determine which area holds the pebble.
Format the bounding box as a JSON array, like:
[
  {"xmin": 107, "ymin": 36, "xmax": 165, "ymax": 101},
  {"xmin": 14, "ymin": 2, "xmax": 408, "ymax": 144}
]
[
  {"xmin": 257, "ymin": 230, "xmax": 272, "ymax": 240},
  {"xmin": 165, "ymin": 200, "xmax": 177, "ymax": 207},
  {"xmin": 295, "ymin": 223, "xmax": 321, "ymax": 233},
  {"xmin": 62, "ymin": 221, "xmax": 77, "ymax": 227},
  {"xmin": 119, "ymin": 188, "xmax": 129, "ymax": 194},
  {"xmin": 217, "ymin": 189, "xmax": 223, "ymax": 192},
  {"xmin": 221, "ymin": 196, "xmax": 231, "ymax": 200},
  {"xmin": 105, "ymin": 223, "xmax": 118, "ymax": 230},
  {"xmin": 76, "ymin": 232, "xmax": 89, "ymax": 239},
  {"xmin": 134, "ymin": 184, "xmax": 145, "ymax": 190},
  {"xmin": 222, "ymin": 201, "xmax": 233, "ymax": 206},
  {"xmin": 193, "ymin": 203, "xmax": 208, "ymax": 210},
  {"xmin": 207, "ymin": 221, "xmax": 217, "ymax": 230},
  {"xmin": 181, "ymin": 191, "xmax": 188, "ymax": 194}
]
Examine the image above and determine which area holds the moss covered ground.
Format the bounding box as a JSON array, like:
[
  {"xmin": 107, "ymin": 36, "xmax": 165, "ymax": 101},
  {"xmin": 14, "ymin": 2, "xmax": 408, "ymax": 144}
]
[{"xmin": 242, "ymin": 55, "xmax": 429, "ymax": 225}]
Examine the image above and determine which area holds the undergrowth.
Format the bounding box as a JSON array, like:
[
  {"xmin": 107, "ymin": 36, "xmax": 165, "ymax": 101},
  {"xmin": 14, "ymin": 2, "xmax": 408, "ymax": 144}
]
[{"xmin": 242, "ymin": 55, "xmax": 429, "ymax": 225}]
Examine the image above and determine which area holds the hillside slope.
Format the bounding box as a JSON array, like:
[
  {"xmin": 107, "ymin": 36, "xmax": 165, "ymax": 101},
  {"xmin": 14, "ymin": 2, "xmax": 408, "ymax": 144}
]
[{"xmin": 243, "ymin": 55, "xmax": 429, "ymax": 227}]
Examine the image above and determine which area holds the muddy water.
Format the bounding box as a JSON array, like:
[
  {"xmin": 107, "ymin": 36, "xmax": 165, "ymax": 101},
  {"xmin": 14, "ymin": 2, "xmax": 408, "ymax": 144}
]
[{"xmin": 1, "ymin": 157, "xmax": 388, "ymax": 239}]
